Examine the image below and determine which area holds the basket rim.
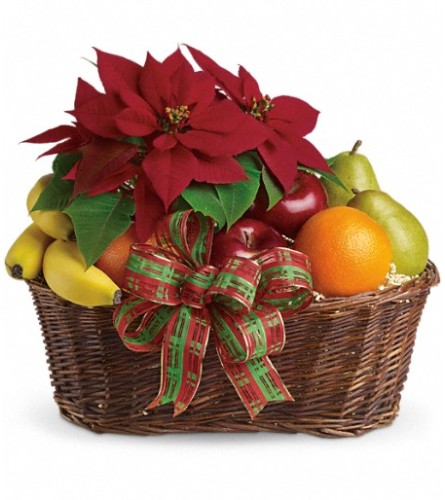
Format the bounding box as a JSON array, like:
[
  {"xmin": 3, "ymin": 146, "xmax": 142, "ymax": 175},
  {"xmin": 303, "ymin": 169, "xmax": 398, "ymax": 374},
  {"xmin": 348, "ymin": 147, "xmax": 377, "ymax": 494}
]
[
  {"xmin": 308, "ymin": 259, "xmax": 440, "ymax": 311},
  {"xmin": 26, "ymin": 260, "xmax": 439, "ymax": 312}
]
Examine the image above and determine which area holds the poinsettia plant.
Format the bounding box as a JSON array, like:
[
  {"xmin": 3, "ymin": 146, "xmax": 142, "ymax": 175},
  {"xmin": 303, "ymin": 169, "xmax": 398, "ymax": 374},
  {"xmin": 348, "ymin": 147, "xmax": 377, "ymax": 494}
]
[{"xmin": 25, "ymin": 45, "xmax": 339, "ymax": 266}]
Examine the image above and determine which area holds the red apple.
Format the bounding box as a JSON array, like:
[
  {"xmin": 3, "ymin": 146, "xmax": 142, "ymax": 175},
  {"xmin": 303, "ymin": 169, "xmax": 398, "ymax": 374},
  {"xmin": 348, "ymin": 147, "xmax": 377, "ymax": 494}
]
[
  {"xmin": 247, "ymin": 172, "xmax": 328, "ymax": 238},
  {"xmin": 211, "ymin": 219, "xmax": 287, "ymax": 268}
]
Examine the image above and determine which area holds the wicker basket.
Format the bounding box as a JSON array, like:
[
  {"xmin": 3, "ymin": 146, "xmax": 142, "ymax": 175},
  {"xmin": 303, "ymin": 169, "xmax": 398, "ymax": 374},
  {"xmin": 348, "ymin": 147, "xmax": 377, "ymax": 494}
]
[{"xmin": 27, "ymin": 261, "xmax": 439, "ymax": 437}]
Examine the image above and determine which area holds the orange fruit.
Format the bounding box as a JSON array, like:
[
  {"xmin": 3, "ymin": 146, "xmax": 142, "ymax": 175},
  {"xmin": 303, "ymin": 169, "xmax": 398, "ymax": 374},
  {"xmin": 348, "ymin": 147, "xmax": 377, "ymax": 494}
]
[
  {"xmin": 96, "ymin": 225, "xmax": 139, "ymax": 288},
  {"xmin": 294, "ymin": 206, "xmax": 392, "ymax": 297}
]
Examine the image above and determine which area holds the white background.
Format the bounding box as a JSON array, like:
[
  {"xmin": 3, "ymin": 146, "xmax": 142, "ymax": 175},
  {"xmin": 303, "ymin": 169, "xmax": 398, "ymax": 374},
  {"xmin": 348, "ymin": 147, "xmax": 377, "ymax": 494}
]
[{"xmin": 1, "ymin": 1, "xmax": 444, "ymax": 498}]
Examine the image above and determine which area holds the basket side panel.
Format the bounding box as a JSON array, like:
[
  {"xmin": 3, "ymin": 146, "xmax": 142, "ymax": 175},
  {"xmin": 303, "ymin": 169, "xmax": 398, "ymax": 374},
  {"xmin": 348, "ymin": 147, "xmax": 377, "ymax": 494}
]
[
  {"xmin": 28, "ymin": 281, "xmax": 154, "ymax": 427},
  {"xmin": 281, "ymin": 287, "xmax": 431, "ymax": 433},
  {"xmin": 26, "ymin": 261, "xmax": 439, "ymax": 437}
]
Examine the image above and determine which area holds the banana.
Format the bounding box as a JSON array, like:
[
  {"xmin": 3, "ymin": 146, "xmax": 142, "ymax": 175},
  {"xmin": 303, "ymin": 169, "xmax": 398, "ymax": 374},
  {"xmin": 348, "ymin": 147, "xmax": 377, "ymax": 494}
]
[
  {"xmin": 43, "ymin": 240, "xmax": 121, "ymax": 307},
  {"xmin": 27, "ymin": 174, "xmax": 74, "ymax": 240},
  {"xmin": 5, "ymin": 223, "xmax": 53, "ymax": 279}
]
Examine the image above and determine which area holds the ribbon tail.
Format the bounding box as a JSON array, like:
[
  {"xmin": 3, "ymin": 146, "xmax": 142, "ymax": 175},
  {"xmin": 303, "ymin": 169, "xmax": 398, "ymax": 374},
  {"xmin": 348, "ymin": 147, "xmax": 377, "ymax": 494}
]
[
  {"xmin": 147, "ymin": 306, "xmax": 211, "ymax": 416},
  {"xmin": 217, "ymin": 349, "xmax": 294, "ymax": 420}
]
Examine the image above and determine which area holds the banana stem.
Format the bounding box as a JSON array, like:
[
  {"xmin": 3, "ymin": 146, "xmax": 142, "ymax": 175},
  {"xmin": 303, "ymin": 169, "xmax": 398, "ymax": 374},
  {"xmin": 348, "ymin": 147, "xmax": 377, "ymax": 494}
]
[{"xmin": 11, "ymin": 264, "xmax": 23, "ymax": 279}]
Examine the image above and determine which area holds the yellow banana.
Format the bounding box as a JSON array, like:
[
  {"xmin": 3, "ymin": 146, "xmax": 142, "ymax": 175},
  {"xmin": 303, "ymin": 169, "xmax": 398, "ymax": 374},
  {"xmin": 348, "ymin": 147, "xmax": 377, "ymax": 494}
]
[
  {"xmin": 43, "ymin": 240, "xmax": 121, "ymax": 307},
  {"xmin": 27, "ymin": 174, "xmax": 74, "ymax": 240},
  {"xmin": 5, "ymin": 223, "xmax": 53, "ymax": 279}
]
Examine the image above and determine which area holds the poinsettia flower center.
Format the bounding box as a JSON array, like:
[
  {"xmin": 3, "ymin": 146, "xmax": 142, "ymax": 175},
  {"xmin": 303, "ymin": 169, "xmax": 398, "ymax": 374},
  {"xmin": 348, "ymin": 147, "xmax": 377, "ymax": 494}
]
[
  {"xmin": 160, "ymin": 105, "xmax": 191, "ymax": 133},
  {"xmin": 247, "ymin": 95, "xmax": 274, "ymax": 121}
]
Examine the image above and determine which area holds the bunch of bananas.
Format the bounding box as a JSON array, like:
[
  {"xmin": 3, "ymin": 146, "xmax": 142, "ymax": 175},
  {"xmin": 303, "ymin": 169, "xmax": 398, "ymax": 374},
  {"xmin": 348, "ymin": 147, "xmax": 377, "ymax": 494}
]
[{"xmin": 5, "ymin": 175, "xmax": 121, "ymax": 307}]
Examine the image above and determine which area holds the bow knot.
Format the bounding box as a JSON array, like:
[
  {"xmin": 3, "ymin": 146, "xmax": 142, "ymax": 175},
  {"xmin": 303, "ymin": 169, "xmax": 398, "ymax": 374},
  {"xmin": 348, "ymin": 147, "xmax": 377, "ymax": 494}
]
[
  {"xmin": 180, "ymin": 264, "xmax": 218, "ymax": 309},
  {"xmin": 113, "ymin": 211, "xmax": 314, "ymax": 419}
]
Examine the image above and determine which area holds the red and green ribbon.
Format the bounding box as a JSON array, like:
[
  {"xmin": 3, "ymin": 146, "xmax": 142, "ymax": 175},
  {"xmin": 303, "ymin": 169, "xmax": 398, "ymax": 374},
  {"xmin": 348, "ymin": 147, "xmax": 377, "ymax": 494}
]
[{"xmin": 113, "ymin": 210, "xmax": 313, "ymax": 419}]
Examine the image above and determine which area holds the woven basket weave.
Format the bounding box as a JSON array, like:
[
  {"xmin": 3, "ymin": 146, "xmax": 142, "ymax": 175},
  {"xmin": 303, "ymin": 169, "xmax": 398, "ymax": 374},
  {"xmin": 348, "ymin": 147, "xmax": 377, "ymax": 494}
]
[{"xmin": 27, "ymin": 261, "xmax": 439, "ymax": 437}]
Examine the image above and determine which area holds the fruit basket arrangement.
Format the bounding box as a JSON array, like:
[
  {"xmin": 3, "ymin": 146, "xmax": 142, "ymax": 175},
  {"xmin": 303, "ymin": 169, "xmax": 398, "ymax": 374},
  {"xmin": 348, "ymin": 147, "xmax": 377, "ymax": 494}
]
[{"xmin": 6, "ymin": 46, "xmax": 439, "ymax": 436}]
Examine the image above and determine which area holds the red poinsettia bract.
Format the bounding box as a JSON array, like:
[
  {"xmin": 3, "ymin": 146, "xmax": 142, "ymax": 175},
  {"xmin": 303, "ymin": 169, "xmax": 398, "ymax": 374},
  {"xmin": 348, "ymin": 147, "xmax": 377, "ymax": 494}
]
[
  {"xmin": 23, "ymin": 51, "xmax": 162, "ymax": 239},
  {"xmin": 114, "ymin": 49, "xmax": 269, "ymax": 210},
  {"xmin": 186, "ymin": 45, "xmax": 330, "ymax": 193},
  {"xmin": 24, "ymin": 62, "xmax": 140, "ymax": 199},
  {"xmin": 24, "ymin": 46, "xmax": 331, "ymax": 240}
]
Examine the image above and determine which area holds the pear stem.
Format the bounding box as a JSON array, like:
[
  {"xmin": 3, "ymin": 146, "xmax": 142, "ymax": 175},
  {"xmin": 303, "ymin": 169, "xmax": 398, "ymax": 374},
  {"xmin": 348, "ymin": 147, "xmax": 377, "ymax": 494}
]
[
  {"xmin": 351, "ymin": 188, "xmax": 361, "ymax": 195},
  {"xmin": 350, "ymin": 140, "xmax": 362, "ymax": 155}
]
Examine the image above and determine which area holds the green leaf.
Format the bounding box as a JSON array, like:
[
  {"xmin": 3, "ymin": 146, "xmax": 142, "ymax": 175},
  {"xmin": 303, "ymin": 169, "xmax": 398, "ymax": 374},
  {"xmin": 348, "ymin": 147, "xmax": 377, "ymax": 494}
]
[
  {"xmin": 236, "ymin": 151, "xmax": 262, "ymax": 174},
  {"xmin": 325, "ymin": 155, "xmax": 339, "ymax": 168},
  {"xmin": 181, "ymin": 183, "xmax": 226, "ymax": 228},
  {"xmin": 64, "ymin": 193, "xmax": 135, "ymax": 267},
  {"xmin": 262, "ymin": 166, "xmax": 284, "ymax": 210},
  {"xmin": 52, "ymin": 152, "xmax": 82, "ymax": 176},
  {"xmin": 298, "ymin": 165, "xmax": 348, "ymax": 192},
  {"xmin": 32, "ymin": 153, "xmax": 80, "ymax": 211},
  {"xmin": 216, "ymin": 152, "xmax": 261, "ymax": 229},
  {"xmin": 119, "ymin": 136, "xmax": 146, "ymax": 148},
  {"xmin": 171, "ymin": 196, "xmax": 192, "ymax": 212}
]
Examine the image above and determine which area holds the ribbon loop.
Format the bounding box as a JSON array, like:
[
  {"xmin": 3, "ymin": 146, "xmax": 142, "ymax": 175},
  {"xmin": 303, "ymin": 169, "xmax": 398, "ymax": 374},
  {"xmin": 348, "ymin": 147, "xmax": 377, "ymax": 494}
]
[
  {"xmin": 255, "ymin": 248, "xmax": 313, "ymax": 318},
  {"xmin": 154, "ymin": 210, "xmax": 214, "ymax": 266},
  {"xmin": 113, "ymin": 299, "xmax": 175, "ymax": 352},
  {"xmin": 113, "ymin": 210, "xmax": 314, "ymax": 419},
  {"xmin": 125, "ymin": 244, "xmax": 190, "ymax": 305}
]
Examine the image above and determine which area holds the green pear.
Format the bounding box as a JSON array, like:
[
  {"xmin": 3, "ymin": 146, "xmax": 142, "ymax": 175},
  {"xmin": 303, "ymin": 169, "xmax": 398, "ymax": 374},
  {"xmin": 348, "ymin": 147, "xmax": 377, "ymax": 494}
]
[
  {"xmin": 347, "ymin": 190, "xmax": 429, "ymax": 276},
  {"xmin": 323, "ymin": 140, "xmax": 380, "ymax": 206}
]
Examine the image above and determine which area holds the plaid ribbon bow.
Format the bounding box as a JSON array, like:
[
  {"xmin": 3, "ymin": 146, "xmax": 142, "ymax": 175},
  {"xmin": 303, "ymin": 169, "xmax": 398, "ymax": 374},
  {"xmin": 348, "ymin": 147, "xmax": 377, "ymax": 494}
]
[{"xmin": 113, "ymin": 210, "xmax": 313, "ymax": 419}]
